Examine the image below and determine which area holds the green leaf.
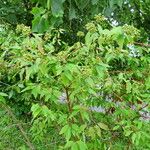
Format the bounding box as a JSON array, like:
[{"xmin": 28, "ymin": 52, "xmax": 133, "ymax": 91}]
[
  {"xmin": 98, "ymin": 122, "xmax": 109, "ymax": 130},
  {"xmin": 85, "ymin": 77, "xmax": 94, "ymax": 87},
  {"xmin": 132, "ymin": 133, "xmax": 137, "ymax": 144},
  {"xmin": 137, "ymin": 122, "xmax": 142, "ymax": 129},
  {"xmin": 21, "ymin": 86, "xmax": 33, "ymax": 93},
  {"xmin": 65, "ymin": 141, "xmax": 74, "ymax": 149},
  {"xmin": 69, "ymin": 5, "xmax": 76, "ymax": 20},
  {"xmin": 77, "ymin": 141, "xmax": 87, "ymax": 150},
  {"xmin": 109, "ymin": 0, "xmax": 123, "ymax": 9},
  {"xmin": 94, "ymin": 125, "xmax": 101, "ymax": 137},
  {"xmin": 88, "ymin": 127, "xmax": 96, "ymax": 139},
  {"xmin": 32, "ymin": 15, "xmax": 49, "ymax": 33},
  {"xmin": 85, "ymin": 32, "xmax": 92, "ymax": 48},
  {"xmin": 75, "ymin": 0, "xmax": 90, "ymax": 11},
  {"xmin": 61, "ymin": 71, "xmax": 73, "ymax": 86},
  {"xmin": 25, "ymin": 67, "xmax": 33, "ymax": 80},
  {"xmin": 60, "ymin": 125, "xmax": 69, "ymax": 135},
  {"xmin": 51, "ymin": 0, "xmax": 64, "ymax": 17},
  {"xmin": 80, "ymin": 124, "xmax": 87, "ymax": 131},
  {"xmin": 0, "ymin": 96, "xmax": 6, "ymax": 104},
  {"xmin": 0, "ymin": 92, "xmax": 8, "ymax": 97},
  {"xmin": 117, "ymin": 0, "xmax": 123, "ymax": 8},
  {"xmin": 113, "ymin": 125, "xmax": 120, "ymax": 130},
  {"xmin": 92, "ymin": 0, "xmax": 99, "ymax": 5},
  {"xmin": 71, "ymin": 142, "xmax": 78, "ymax": 150},
  {"xmin": 126, "ymin": 80, "xmax": 132, "ymax": 93},
  {"xmin": 124, "ymin": 130, "xmax": 133, "ymax": 136},
  {"xmin": 32, "ymin": 86, "xmax": 41, "ymax": 99},
  {"xmin": 31, "ymin": 7, "xmax": 46, "ymax": 17},
  {"xmin": 72, "ymin": 124, "xmax": 79, "ymax": 132},
  {"xmin": 31, "ymin": 104, "xmax": 42, "ymax": 119},
  {"xmin": 81, "ymin": 111, "xmax": 90, "ymax": 121},
  {"xmin": 61, "ymin": 126, "xmax": 72, "ymax": 141},
  {"xmin": 116, "ymin": 34, "xmax": 124, "ymax": 49},
  {"xmin": 42, "ymin": 105, "xmax": 50, "ymax": 117},
  {"xmin": 47, "ymin": 0, "xmax": 51, "ymax": 10},
  {"xmin": 95, "ymin": 64, "xmax": 107, "ymax": 78}
]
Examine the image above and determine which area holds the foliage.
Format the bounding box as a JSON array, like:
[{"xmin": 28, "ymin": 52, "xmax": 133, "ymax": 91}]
[
  {"xmin": 29, "ymin": 0, "xmax": 150, "ymax": 40},
  {"xmin": 29, "ymin": 0, "xmax": 108, "ymax": 33},
  {"xmin": 0, "ymin": 0, "xmax": 33, "ymax": 26},
  {"xmin": 0, "ymin": 104, "xmax": 64, "ymax": 150},
  {"xmin": 108, "ymin": 0, "xmax": 150, "ymax": 37},
  {"xmin": 1, "ymin": 0, "xmax": 150, "ymax": 39},
  {"xmin": 0, "ymin": 15, "xmax": 150, "ymax": 149}
]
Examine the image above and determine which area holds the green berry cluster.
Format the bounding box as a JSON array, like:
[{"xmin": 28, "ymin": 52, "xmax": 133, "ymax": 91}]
[
  {"xmin": 16, "ymin": 24, "xmax": 31, "ymax": 36},
  {"xmin": 85, "ymin": 22, "xmax": 97, "ymax": 32},
  {"xmin": 98, "ymin": 35, "xmax": 114, "ymax": 46},
  {"xmin": 44, "ymin": 32, "xmax": 52, "ymax": 41},
  {"xmin": 94, "ymin": 14, "xmax": 106, "ymax": 23},
  {"xmin": 122, "ymin": 24, "xmax": 140, "ymax": 38},
  {"xmin": 77, "ymin": 31, "xmax": 85, "ymax": 37}
]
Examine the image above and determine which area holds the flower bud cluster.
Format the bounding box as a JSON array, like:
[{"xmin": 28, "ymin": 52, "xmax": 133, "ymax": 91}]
[
  {"xmin": 85, "ymin": 22, "xmax": 97, "ymax": 32},
  {"xmin": 122, "ymin": 24, "xmax": 140, "ymax": 38},
  {"xmin": 44, "ymin": 32, "xmax": 52, "ymax": 41},
  {"xmin": 16, "ymin": 24, "xmax": 31, "ymax": 36},
  {"xmin": 94, "ymin": 14, "xmax": 106, "ymax": 23},
  {"xmin": 77, "ymin": 31, "xmax": 85, "ymax": 37}
]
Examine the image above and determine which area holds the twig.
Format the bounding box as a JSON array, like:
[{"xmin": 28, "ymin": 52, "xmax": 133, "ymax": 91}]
[
  {"xmin": 134, "ymin": 42, "xmax": 150, "ymax": 47},
  {"xmin": 138, "ymin": 103, "xmax": 149, "ymax": 111},
  {"xmin": 113, "ymin": 92, "xmax": 124, "ymax": 102},
  {"xmin": 0, "ymin": 81, "xmax": 11, "ymax": 86},
  {"xmin": 140, "ymin": 115, "xmax": 150, "ymax": 120}
]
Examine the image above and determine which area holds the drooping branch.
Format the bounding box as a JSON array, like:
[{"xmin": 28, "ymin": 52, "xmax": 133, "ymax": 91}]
[{"xmin": 2, "ymin": 104, "xmax": 35, "ymax": 150}]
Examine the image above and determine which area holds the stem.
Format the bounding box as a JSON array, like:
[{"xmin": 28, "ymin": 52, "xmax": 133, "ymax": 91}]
[
  {"xmin": 134, "ymin": 42, "xmax": 150, "ymax": 47},
  {"xmin": 65, "ymin": 88, "xmax": 72, "ymax": 113},
  {"xmin": 65, "ymin": 88, "xmax": 75, "ymax": 124}
]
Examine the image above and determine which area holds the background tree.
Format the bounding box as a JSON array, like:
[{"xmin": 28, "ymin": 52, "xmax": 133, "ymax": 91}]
[{"xmin": 1, "ymin": 0, "xmax": 150, "ymax": 40}]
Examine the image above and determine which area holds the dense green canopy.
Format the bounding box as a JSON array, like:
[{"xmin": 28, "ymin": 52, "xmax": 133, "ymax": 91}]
[
  {"xmin": 1, "ymin": 0, "xmax": 150, "ymax": 37},
  {"xmin": 0, "ymin": 1, "xmax": 150, "ymax": 150}
]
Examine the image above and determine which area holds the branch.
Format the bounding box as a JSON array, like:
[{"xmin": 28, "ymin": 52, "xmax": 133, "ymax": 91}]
[
  {"xmin": 134, "ymin": 42, "xmax": 150, "ymax": 47},
  {"xmin": 2, "ymin": 104, "xmax": 35, "ymax": 150},
  {"xmin": 65, "ymin": 88, "xmax": 74, "ymax": 123},
  {"xmin": 138, "ymin": 103, "xmax": 149, "ymax": 111},
  {"xmin": 65, "ymin": 88, "xmax": 72, "ymax": 113}
]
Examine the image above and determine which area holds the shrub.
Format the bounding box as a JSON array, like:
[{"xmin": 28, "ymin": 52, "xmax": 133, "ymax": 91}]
[{"xmin": 0, "ymin": 16, "xmax": 150, "ymax": 149}]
